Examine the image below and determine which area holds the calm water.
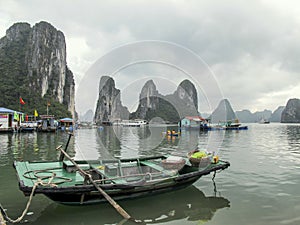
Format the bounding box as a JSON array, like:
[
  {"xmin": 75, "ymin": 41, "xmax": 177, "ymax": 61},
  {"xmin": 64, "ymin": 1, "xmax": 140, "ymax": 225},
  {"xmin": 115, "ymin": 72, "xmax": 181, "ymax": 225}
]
[{"xmin": 1, "ymin": 123, "xmax": 300, "ymax": 225}]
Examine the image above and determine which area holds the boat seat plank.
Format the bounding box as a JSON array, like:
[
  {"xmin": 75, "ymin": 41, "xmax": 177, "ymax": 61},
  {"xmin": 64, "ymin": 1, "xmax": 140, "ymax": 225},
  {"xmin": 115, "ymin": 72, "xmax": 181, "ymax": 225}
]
[{"xmin": 139, "ymin": 161, "xmax": 163, "ymax": 172}]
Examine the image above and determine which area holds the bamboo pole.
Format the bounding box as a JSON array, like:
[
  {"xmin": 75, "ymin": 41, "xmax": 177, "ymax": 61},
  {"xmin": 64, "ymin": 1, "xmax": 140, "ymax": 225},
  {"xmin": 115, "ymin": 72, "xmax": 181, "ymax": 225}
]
[{"xmin": 56, "ymin": 146, "xmax": 131, "ymax": 220}]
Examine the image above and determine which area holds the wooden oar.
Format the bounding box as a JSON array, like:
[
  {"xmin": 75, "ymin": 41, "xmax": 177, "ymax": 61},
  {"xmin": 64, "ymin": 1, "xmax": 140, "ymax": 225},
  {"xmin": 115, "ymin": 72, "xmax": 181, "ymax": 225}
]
[{"xmin": 56, "ymin": 145, "xmax": 131, "ymax": 220}]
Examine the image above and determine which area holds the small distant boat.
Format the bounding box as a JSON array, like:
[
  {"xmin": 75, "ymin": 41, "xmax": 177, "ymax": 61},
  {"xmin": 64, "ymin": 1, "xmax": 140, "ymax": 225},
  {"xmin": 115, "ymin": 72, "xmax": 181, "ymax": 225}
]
[
  {"xmin": 13, "ymin": 137, "xmax": 230, "ymax": 205},
  {"xmin": 19, "ymin": 126, "xmax": 35, "ymax": 132},
  {"xmin": 258, "ymin": 118, "xmax": 270, "ymax": 124},
  {"xmin": 114, "ymin": 119, "xmax": 148, "ymax": 127},
  {"xmin": 163, "ymin": 130, "xmax": 181, "ymax": 137}
]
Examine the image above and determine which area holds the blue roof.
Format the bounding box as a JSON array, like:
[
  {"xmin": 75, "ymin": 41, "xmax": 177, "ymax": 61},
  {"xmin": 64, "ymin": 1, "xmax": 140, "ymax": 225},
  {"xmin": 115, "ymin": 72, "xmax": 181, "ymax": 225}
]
[
  {"xmin": 0, "ymin": 107, "xmax": 22, "ymax": 114},
  {"xmin": 60, "ymin": 118, "xmax": 73, "ymax": 122}
]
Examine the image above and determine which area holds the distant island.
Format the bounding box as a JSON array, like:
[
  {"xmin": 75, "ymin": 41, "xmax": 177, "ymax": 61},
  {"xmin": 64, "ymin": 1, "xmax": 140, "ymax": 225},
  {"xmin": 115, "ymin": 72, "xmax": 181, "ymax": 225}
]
[
  {"xmin": 93, "ymin": 76, "xmax": 198, "ymax": 125},
  {"xmin": 87, "ymin": 75, "xmax": 300, "ymax": 124}
]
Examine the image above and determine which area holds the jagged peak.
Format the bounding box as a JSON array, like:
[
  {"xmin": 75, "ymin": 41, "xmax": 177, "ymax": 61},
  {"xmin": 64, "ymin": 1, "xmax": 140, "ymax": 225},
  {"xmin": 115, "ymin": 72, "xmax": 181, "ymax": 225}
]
[
  {"xmin": 174, "ymin": 79, "xmax": 198, "ymax": 110},
  {"xmin": 143, "ymin": 79, "xmax": 156, "ymax": 88},
  {"xmin": 99, "ymin": 76, "xmax": 115, "ymax": 92},
  {"xmin": 6, "ymin": 22, "xmax": 31, "ymax": 41},
  {"xmin": 210, "ymin": 98, "xmax": 237, "ymax": 123},
  {"xmin": 216, "ymin": 98, "xmax": 234, "ymax": 111},
  {"xmin": 33, "ymin": 21, "xmax": 60, "ymax": 33},
  {"xmin": 178, "ymin": 79, "xmax": 194, "ymax": 89},
  {"xmin": 139, "ymin": 79, "xmax": 159, "ymax": 100}
]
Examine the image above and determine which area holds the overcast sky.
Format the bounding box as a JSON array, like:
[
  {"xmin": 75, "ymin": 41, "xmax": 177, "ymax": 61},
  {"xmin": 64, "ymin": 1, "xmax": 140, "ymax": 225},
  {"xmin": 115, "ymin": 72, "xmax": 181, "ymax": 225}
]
[{"xmin": 1, "ymin": 0, "xmax": 300, "ymax": 115}]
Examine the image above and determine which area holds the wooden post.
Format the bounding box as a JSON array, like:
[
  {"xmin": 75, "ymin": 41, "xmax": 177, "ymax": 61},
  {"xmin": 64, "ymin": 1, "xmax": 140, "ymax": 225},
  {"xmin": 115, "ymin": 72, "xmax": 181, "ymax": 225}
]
[{"xmin": 56, "ymin": 146, "xmax": 132, "ymax": 220}]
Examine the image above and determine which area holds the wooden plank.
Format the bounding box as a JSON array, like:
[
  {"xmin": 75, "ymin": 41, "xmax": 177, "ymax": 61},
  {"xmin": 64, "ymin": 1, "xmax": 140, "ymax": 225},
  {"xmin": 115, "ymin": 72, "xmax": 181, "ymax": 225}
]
[{"xmin": 140, "ymin": 161, "xmax": 163, "ymax": 172}]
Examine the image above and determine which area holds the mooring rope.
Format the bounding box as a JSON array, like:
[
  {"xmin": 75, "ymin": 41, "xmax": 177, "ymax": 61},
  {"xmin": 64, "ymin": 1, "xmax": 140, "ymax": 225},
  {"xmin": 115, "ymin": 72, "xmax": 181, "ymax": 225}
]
[
  {"xmin": 1, "ymin": 179, "xmax": 42, "ymax": 223},
  {"xmin": 0, "ymin": 170, "xmax": 71, "ymax": 223}
]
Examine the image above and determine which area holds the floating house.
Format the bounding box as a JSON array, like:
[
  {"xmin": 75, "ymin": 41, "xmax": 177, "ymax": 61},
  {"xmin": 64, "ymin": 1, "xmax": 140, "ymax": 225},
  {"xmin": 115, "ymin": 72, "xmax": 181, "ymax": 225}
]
[
  {"xmin": 0, "ymin": 107, "xmax": 23, "ymax": 132},
  {"xmin": 20, "ymin": 115, "xmax": 38, "ymax": 131},
  {"xmin": 37, "ymin": 115, "xmax": 58, "ymax": 132},
  {"xmin": 179, "ymin": 116, "xmax": 207, "ymax": 129}
]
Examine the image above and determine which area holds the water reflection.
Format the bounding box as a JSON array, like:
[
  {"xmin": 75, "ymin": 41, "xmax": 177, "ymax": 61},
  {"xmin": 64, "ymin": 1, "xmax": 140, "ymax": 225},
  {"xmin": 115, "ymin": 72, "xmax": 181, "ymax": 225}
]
[
  {"xmin": 74, "ymin": 126, "xmax": 217, "ymax": 160},
  {"xmin": 29, "ymin": 186, "xmax": 230, "ymax": 225},
  {"xmin": 0, "ymin": 132, "xmax": 75, "ymax": 163},
  {"xmin": 285, "ymin": 125, "xmax": 300, "ymax": 152}
]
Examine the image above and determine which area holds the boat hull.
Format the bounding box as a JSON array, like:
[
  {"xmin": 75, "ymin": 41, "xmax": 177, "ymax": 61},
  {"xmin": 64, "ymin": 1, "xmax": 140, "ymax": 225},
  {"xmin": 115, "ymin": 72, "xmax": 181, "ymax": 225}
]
[{"xmin": 43, "ymin": 175, "xmax": 201, "ymax": 205}]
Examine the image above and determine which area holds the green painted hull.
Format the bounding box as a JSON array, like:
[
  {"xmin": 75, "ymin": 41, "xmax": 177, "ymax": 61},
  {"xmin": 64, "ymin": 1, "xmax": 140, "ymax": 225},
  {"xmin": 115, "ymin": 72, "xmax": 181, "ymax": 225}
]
[{"xmin": 14, "ymin": 155, "xmax": 230, "ymax": 205}]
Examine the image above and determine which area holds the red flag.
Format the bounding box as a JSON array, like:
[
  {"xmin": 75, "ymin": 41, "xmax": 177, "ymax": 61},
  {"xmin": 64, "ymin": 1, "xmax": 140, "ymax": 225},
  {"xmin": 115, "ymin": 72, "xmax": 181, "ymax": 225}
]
[{"xmin": 20, "ymin": 97, "xmax": 25, "ymax": 105}]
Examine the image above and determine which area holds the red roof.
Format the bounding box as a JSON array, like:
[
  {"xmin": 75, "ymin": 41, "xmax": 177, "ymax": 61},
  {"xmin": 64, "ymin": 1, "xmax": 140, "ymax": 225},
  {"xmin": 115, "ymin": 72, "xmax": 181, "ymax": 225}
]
[{"xmin": 184, "ymin": 116, "xmax": 206, "ymax": 121}]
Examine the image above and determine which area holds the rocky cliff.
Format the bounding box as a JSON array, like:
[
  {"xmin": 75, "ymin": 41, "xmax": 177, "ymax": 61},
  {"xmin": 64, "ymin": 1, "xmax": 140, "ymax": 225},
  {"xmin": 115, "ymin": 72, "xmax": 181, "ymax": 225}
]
[
  {"xmin": 0, "ymin": 21, "xmax": 75, "ymax": 117},
  {"xmin": 210, "ymin": 99, "xmax": 237, "ymax": 123},
  {"xmin": 133, "ymin": 80, "xmax": 160, "ymax": 119},
  {"xmin": 94, "ymin": 76, "xmax": 129, "ymax": 124},
  {"xmin": 131, "ymin": 79, "xmax": 198, "ymax": 123},
  {"xmin": 166, "ymin": 79, "xmax": 198, "ymax": 118},
  {"xmin": 270, "ymin": 106, "xmax": 285, "ymax": 122},
  {"xmin": 281, "ymin": 99, "xmax": 300, "ymax": 123}
]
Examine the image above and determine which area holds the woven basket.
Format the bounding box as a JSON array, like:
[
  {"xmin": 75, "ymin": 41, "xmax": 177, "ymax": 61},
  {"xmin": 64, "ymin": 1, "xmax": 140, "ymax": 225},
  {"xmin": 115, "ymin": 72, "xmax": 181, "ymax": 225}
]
[
  {"xmin": 187, "ymin": 150, "xmax": 211, "ymax": 167},
  {"xmin": 161, "ymin": 158, "xmax": 186, "ymax": 170}
]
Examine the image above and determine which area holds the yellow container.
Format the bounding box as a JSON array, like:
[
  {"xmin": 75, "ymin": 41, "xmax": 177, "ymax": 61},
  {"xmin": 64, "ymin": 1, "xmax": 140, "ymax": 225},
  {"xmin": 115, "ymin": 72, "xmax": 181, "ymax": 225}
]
[{"xmin": 213, "ymin": 156, "xmax": 219, "ymax": 164}]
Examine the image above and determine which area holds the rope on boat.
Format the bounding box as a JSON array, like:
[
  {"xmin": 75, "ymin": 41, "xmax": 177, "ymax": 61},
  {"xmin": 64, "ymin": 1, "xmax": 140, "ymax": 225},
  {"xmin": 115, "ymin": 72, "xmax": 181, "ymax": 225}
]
[
  {"xmin": 23, "ymin": 168, "xmax": 73, "ymax": 185},
  {"xmin": 0, "ymin": 172, "xmax": 63, "ymax": 224}
]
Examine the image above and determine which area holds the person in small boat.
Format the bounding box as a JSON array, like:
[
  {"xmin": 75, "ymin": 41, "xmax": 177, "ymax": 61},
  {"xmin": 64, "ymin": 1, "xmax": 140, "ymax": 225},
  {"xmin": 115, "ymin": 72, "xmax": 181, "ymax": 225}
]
[
  {"xmin": 167, "ymin": 130, "xmax": 171, "ymax": 135},
  {"xmin": 172, "ymin": 130, "xmax": 176, "ymax": 135}
]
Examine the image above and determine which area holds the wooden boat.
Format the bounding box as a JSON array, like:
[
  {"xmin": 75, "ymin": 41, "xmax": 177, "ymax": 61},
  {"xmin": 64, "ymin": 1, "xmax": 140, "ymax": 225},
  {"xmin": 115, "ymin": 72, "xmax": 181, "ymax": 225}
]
[{"xmin": 14, "ymin": 151, "xmax": 230, "ymax": 205}]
